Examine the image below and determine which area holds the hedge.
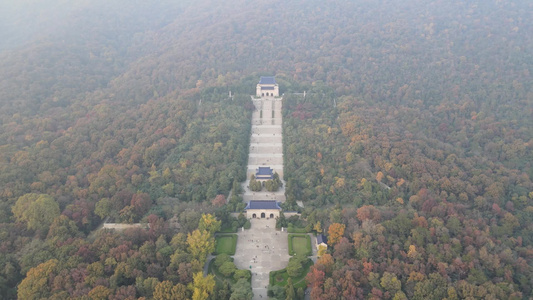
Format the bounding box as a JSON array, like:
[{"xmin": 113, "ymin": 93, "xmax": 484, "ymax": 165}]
[{"xmin": 288, "ymin": 234, "xmax": 312, "ymax": 256}]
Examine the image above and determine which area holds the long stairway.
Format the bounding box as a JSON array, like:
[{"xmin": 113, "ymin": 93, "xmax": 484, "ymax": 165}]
[{"xmin": 242, "ymin": 97, "xmax": 286, "ymax": 202}]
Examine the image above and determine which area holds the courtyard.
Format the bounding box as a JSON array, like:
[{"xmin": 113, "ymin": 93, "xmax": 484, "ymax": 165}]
[{"xmin": 233, "ymin": 218, "xmax": 291, "ymax": 299}]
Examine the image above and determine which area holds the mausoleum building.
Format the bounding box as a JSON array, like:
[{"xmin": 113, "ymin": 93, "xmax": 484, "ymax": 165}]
[
  {"xmin": 256, "ymin": 76, "xmax": 279, "ymax": 97},
  {"xmin": 245, "ymin": 200, "xmax": 281, "ymax": 219}
]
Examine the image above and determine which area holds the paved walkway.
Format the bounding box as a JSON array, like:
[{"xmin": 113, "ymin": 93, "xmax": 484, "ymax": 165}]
[
  {"xmin": 243, "ymin": 97, "xmax": 286, "ymax": 199},
  {"xmin": 234, "ymin": 219, "xmax": 290, "ymax": 299}
]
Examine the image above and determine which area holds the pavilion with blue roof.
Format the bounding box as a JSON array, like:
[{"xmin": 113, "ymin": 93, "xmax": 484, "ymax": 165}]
[{"xmin": 255, "ymin": 166, "xmax": 274, "ymax": 180}]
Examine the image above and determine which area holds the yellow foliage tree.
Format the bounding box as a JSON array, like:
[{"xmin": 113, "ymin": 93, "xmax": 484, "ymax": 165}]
[
  {"xmin": 18, "ymin": 259, "xmax": 58, "ymax": 300},
  {"xmin": 407, "ymin": 245, "xmax": 418, "ymax": 259},
  {"xmin": 313, "ymin": 221, "xmax": 322, "ymax": 234},
  {"xmin": 190, "ymin": 272, "xmax": 215, "ymax": 300},
  {"xmin": 317, "ymin": 244, "xmax": 327, "ymax": 257},
  {"xmin": 153, "ymin": 281, "xmax": 189, "ymax": 300},
  {"xmin": 187, "ymin": 230, "xmax": 215, "ymax": 265},
  {"xmin": 198, "ymin": 214, "xmax": 221, "ymax": 235},
  {"xmin": 88, "ymin": 285, "xmax": 112, "ymax": 300}
]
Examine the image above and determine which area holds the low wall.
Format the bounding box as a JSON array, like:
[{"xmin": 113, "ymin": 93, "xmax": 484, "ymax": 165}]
[
  {"xmin": 102, "ymin": 223, "xmax": 149, "ymax": 230},
  {"xmin": 284, "ymin": 212, "xmax": 300, "ymax": 218}
]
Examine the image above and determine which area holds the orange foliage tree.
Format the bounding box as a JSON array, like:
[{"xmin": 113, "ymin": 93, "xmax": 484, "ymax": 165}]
[{"xmin": 327, "ymin": 223, "xmax": 346, "ymax": 246}]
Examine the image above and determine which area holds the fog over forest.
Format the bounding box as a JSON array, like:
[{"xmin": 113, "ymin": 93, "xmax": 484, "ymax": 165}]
[{"xmin": 0, "ymin": 0, "xmax": 531, "ymax": 299}]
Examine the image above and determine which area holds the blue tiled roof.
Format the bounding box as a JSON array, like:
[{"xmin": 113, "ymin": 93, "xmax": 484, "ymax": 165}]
[
  {"xmin": 317, "ymin": 234, "xmax": 327, "ymax": 245},
  {"xmin": 246, "ymin": 200, "xmax": 281, "ymax": 210},
  {"xmin": 256, "ymin": 167, "xmax": 273, "ymax": 175},
  {"xmin": 259, "ymin": 76, "xmax": 276, "ymax": 85}
]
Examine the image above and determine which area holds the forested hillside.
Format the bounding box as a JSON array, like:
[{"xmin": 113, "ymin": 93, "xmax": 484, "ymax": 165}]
[{"xmin": 0, "ymin": 0, "xmax": 531, "ymax": 299}]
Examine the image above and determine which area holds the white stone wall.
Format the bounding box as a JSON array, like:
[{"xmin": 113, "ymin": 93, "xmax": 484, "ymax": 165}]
[
  {"xmin": 247, "ymin": 209, "xmax": 280, "ymax": 219},
  {"xmin": 256, "ymin": 84, "xmax": 279, "ymax": 97}
]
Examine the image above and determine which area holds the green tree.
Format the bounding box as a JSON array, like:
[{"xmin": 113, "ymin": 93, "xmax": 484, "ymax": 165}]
[
  {"xmin": 297, "ymin": 287, "xmax": 305, "ymax": 299},
  {"xmin": 94, "ymin": 198, "xmax": 113, "ymax": 219},
  {"xmin": 233, "ymin": 269, "xmax": 251, "ymax": 282},
  {"xmin": 219, "ymin": 261, "xmax": 237, "ymax": 277},
  {"xmin": 286, "ymin": 255, "xmax": 306, "ymax": 278},
  {"xmin": 285, "ymin": 278, "xmax": 296, "ymax": 300},
  {"xmin": 214, "ymin": 254, "xmax": 232, "ymax": 268},
  {"xmin": 250, "ymin": 175, "xmax": 262, "ymax": 192},
  {"xmin": 135, "ymin": 277, "xmax": 160, "ymax": 298},
  {"xmin": 218, "ymin": 281, "xmax": 232, "ymax": 300},
  {"xmin": 47, "ymin": 215, "xmax": 80, "ymax": 240},
  {"xmin": 12, "ymin": 194, "xmax": 60, "ymax": 232},
  {"xmin": 380, "ymin": 272, "xmax": 401, "ymax": 293},
  {"xmin": 230, "ymin": 278, "xmax": 253, "ymax": 300}
]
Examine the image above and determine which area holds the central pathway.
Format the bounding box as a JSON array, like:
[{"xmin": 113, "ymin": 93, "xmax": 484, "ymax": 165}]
[
  {"xmin": 242, "ymin": 96, "xmax": 286, "ymax": 202},
  {"xmin": 234, "ymin": 95, "xmax": 288, "ymax": 299}
]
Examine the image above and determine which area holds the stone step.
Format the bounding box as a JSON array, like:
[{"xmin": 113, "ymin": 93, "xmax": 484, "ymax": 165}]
[{"xmin": 248, "ymin": 153, "xmax": 283, "ymax": 157}]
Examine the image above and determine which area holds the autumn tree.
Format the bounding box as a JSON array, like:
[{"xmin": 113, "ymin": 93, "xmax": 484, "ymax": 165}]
[
  {"xmin": 317, "ymin": 244, "xmax": 327, "ymax": 257},
  {"xmin": 212, "ymin": 194, "xmax": 226, "ymax": 207},
  {"xmin": 17, "ymin": 259, "xmax": 58, "ymax": 300},
  {"xmin": 153, "ymin": 281, "xmax": 189, "ymax": 300},
  {"xmin": 313, "ymin": 221, "xmax": 322, "ymax": 234},
  {"xmin": 153, "ymin": 281, "xmax": 174, "ymax": 300},
  {"xmin": 187, "ymin": 230, "xmax": 215, "ymax": 265},
  {"xmin": 198, "ymin": 214, "xmax": 221, "ymax": 235},
  {"xmin": 356, "ymin": 205, "xmax": 381, "ymax": 223},
  {"xmin": 316, "ymin": 254, "xmax": 334, "ymax": 275},
  {"xmin": 89, "ymin": 285, "xmax": 113, "ymax": 300},
  {"xmin": 190, "ymin": 272, "xmax": 215, "ymax": 300},
  {"xmin": 327, "ymin": 223, "xmax": 346, "ymax": 246}
]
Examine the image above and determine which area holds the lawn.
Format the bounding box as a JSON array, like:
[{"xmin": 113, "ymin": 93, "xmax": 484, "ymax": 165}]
[
  {"xmin": 288, "ymin": 234, "xmax": 312, "ymax": 256},
  {"xmin": 214, "ymin": 234, "xmax": 238, "ymax": 255}
]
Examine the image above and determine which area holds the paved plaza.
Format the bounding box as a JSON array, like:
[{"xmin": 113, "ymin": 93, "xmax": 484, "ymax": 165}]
[{"xmin": 234, "ymin": 218, "xmax": 290, "ymax": 299}]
